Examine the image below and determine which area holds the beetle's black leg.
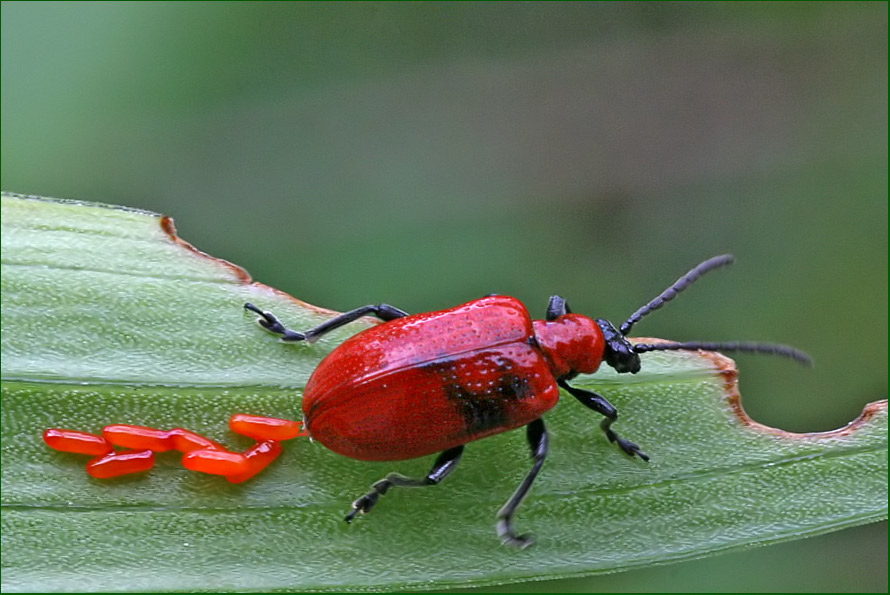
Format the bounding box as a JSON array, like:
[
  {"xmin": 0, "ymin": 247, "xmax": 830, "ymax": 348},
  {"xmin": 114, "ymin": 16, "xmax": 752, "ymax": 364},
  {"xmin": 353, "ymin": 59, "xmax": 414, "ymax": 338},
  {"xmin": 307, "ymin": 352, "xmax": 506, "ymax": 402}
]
[
  {"xmin": 558, "ymin": 380, "xmax": 649, "ymax": 461},
  {"xmin": 244, "ymin": 302, "xmax": 409, "ymax": 343},
  {"xmin": 345, "ymin": 445, "xmax": 464, "ymax": 522},
  {"xmin": 496, "ymin": 418, "xmax": 548, "ymax": 549},
  {"xmin": 545, "ymin": 295, "xmax": 572, "ymax": 321}
]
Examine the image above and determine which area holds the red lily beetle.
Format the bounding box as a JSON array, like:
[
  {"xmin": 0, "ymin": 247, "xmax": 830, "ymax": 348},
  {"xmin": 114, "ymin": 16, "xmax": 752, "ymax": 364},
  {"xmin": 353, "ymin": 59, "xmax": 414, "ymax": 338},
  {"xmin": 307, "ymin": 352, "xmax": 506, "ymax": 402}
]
[{"xmin": 245, "ymin": 254, "xmax": 810, "ymax": 548}]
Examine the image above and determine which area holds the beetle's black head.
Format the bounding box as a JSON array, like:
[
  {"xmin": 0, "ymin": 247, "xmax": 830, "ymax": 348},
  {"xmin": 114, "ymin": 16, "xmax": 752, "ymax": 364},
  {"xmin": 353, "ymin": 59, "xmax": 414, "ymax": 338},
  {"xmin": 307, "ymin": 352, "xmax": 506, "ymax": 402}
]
[{"xmin": 596, "ymin": 318, "xmax": 641, "ymax": 374}]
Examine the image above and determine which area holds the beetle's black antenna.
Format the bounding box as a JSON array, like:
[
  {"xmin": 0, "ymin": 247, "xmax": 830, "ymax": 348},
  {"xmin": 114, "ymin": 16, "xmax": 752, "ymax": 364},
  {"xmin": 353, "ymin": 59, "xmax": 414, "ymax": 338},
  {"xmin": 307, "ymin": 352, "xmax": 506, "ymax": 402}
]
[
  {"xmin": 620, "ymin": 254, "xmax": 735, "ymax": 336},
  {"xmin": 633, "ymin": 340, "xmax": 812, "ymax": 366}
]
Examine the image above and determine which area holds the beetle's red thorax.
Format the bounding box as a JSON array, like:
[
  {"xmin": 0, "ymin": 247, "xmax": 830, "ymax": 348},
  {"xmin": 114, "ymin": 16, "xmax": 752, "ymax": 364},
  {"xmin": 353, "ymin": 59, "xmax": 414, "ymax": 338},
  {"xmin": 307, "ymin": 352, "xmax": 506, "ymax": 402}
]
[{"xmin": 532, "ymin": 314, "xmax": 605, "ymax": 379}]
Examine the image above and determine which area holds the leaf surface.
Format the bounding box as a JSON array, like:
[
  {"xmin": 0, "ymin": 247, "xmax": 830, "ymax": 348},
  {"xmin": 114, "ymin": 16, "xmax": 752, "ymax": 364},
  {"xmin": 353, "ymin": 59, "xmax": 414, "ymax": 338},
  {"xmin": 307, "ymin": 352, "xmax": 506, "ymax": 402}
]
[{"xmin": 1, "ymin": 192, "xmax": 886, "ymax": 592}]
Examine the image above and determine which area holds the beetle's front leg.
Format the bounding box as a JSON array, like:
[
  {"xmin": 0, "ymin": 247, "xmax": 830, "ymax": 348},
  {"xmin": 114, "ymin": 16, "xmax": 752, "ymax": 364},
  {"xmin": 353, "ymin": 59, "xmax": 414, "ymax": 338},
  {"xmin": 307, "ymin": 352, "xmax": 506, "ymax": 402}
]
[
  {"xmin": 558, "ymin": 380, "xmax": 649, "ymax": 461},
  {"xmin": 345, "ymin": 445, "xmax": 464, "ymax": 521}
]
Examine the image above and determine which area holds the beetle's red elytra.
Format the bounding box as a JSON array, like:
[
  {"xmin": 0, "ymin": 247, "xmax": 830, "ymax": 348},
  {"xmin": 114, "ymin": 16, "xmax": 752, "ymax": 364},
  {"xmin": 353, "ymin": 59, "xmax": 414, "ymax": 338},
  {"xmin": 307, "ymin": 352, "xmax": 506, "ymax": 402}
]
[{"xmin": 245, "ymin": 254, "xmax": 811, "ymax": 548}]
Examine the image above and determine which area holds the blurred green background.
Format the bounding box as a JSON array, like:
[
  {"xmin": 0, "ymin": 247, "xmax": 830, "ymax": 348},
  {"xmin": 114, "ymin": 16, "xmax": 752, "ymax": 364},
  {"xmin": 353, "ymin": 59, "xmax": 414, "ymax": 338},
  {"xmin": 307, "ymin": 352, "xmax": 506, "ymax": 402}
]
[{"xmin": 2, "ymin": 2, "xmax": 886, "ymax": 591}]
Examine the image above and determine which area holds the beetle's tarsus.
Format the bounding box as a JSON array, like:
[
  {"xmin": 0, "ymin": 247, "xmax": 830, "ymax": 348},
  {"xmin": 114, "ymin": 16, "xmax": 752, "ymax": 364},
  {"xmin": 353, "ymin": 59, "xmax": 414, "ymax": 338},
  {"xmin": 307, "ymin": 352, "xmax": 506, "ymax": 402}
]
[
  {"xmin": 496, "ymin": 513, "xmax": 537, "ymax": 549},
  {"xmin": 244, "ymin": 303, "xmax": 307, "ymax": 342},
  {"xmin": 501, "ymin": 531, "xmax": 536, "ymax": 549},
  {"xmin": 345, "ymin": 493, "xmax": 379, "ymax": 522},
  {"xmin": 617, "ymin": 437, "xmax": 649, "ymax": 461},
  {"xmin": 601, "ymin": 418, "xmax": 649, "ymax": 461}
]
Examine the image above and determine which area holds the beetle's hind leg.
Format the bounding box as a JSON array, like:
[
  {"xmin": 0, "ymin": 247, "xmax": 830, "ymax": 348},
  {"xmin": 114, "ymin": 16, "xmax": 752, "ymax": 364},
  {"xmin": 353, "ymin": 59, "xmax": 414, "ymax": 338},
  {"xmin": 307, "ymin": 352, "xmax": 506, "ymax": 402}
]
[
  {"xmin": 558, "ymin": 380, "xmax": 649, "ymax": 461},
  {"xmin": 244, "ymin": 303, "xmax": 409, "ymax": 343},
  {"xmin": 345, "ymin": 445, "xmax": 464, "ymax": 522}
]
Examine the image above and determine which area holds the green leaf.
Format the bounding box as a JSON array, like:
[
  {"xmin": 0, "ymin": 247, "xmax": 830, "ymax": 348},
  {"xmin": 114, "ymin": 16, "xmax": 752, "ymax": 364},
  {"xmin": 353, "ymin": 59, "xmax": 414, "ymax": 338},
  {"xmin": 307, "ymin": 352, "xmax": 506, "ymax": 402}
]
[{"xmin": 1, "ymin": 192, "xmax": 886, "ymax": 592}]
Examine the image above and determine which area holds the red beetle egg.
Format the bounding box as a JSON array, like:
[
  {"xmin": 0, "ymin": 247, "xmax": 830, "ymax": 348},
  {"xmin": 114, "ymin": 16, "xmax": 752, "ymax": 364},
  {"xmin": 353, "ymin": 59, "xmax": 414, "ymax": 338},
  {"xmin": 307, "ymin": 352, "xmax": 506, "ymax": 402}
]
[
  {"xmin": 227, "ymin": 440, "xmax": 283, "ymax": 484},
  {"xmin": 43, "ymin": 429, "xmax": 114, "ymax": 456},
  {"xmin": 229, "ymin": 413, "xmax": 306, "ymax": 441},
  {"xmin": 168, "ymin": 428, "xmax": 225, "ymax": 453},
  {"xmin": 103, "ymin": 424, "xmax": 173, "ymax": 452},
  {"xmin": 87, "ymin": 450, "xmax": 155, "ymax": 479},
  {"xmin": 182, "ymin": 449, "xmax": 248, "ymax": 476}
]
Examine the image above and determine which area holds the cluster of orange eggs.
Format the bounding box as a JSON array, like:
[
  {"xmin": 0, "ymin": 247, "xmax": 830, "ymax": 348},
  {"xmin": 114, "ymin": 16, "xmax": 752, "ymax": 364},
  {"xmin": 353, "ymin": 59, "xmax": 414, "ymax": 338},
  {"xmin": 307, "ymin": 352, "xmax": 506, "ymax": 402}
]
[{"xmin": 43, "ymin": 414, "xmax": 307, "ymax": 482}]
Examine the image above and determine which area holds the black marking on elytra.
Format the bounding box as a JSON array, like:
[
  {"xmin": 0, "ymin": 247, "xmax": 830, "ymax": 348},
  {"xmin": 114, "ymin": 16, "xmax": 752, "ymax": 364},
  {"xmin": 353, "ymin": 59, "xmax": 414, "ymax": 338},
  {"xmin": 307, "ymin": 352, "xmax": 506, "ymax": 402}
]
[
  {"xmin": 421, "ymin": 360, "xmax": 535, "ymax": 435},
  {"xmin": 497, "ymin": 373, "xmax": 532, "ymax": 401},
  {"xmin": 453, "ymin": 385, "xmax": 509, "ymax": 434}
]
